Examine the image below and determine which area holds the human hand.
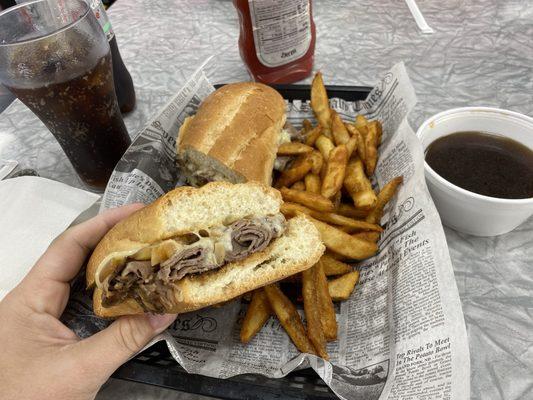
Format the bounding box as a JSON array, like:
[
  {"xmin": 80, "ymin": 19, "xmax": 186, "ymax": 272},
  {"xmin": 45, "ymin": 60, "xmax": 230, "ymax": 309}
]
[{"xmin": 0, "ymin": 204, "xmax": 177, "ymax": 400}]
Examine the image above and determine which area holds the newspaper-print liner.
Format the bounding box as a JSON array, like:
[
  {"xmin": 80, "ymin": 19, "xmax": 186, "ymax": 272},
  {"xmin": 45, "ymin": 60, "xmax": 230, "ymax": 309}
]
[{"xmin": 62, "ymin": 59, "xmax": 469, "ymax": 400}]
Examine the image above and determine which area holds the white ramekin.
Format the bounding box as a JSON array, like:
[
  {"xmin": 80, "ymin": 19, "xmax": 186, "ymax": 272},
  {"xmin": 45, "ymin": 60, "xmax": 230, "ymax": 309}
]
[{"xmin": 417, "ymin": 107, "xmax": 533, "ymax": 237}]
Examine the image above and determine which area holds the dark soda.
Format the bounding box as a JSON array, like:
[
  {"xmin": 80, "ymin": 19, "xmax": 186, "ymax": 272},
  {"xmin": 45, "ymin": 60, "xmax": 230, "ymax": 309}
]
[{"xmin": 6, "ymin": 52, "xmax": 131, "ymax": 190}]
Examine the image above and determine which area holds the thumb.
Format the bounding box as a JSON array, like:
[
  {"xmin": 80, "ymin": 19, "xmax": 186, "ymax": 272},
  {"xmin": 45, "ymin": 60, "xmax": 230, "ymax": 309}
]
[{"xmin": 74, "ymin": 313, "xmax": 176, "ymax": 381}]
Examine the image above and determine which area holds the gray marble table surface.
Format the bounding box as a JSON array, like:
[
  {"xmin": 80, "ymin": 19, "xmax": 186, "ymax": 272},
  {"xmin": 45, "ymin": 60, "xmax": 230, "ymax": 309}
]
[{"xmin": 1, "ymin": 1, "xmax": 532, "ymax": 399}]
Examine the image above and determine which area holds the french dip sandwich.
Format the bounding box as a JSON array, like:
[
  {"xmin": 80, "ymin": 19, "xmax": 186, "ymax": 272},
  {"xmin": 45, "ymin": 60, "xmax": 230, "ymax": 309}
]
[
  {"xmin": 87, "ymin": 182, "xmax": 325, "ymax": 317},
  {"xmin": 176, "ymin": 82, "xmax": 289, "ymax": 186}
]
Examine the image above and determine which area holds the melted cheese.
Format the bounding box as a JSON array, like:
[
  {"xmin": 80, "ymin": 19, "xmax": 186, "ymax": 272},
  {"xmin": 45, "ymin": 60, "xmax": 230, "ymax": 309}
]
[
  {"xmin": 278, "ymin": 128, "xmax": 291, "ymax": 145},
  {"xmin": 95, "ymin": 215, "xmax": 286, "ymax": 289}
]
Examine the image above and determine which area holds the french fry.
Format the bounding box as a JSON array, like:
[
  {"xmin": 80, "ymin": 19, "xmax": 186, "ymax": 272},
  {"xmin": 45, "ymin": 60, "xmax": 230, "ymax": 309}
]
[
  {"xmin": 364, "ymin": 121, "xmax": 379, "ymax": 175},
  {"xmin": 337, "ymin": 203, "xmax": 370, "ymax": 219},
  {"xmin": 352, "ymin": 231, "xmax": 381, "ymax": 243},
  {"xmin": 319, "ymin": 212, "xmax": 382, "ymax": 232},
  {"xmin": 355, "ymin": 129, "xmax": 367, "ymax": 166},
  {"xmin": 276, "ymin": 154, "xmax": 313, "ymax": 188},
  {"xmin": 321, "ymin": 254, "xmax": 352, "ymax": 276},
  {"xmin": 343, "ymin": 157, "xmax": 377, "ymax": 210},
  {"xmin": 332, "ymin": 190, "xmax": 342, "ymax": 210},
  {"xmin": 291, "ymin": 181, "xmax": 306, "ymax": 191},
  {"xmin": 307, "ymin": 216, "xmax": 378, "ymax": 260},
  {"xmin": 304, "ymin": 173, "xmax": 321, "ymax": 194},
  {"xmin": 370, "ymin": 119, "xmax": 383, "ymax": 144},
  {"xmin": 308, "ymin": 150, "xmax": 324, "ymax": 175},
  {"xmin": 344, "ymin": 122, "xmax": 355, "ymax": 135},
  {"xmin": 302, "ymin": 118, "xmax": 313, "ymax": 134},
  {"xmin": 336, "ymin": 225, "xmax": 355, "ymax": 233},
  {"xmin": 346, "ymin": 124, "xmax": 367, "ymax": 165},
  {"xmin": 358, "ymin": 124, "xmax": 369, "ymax": 141},
  {"xmin": 280, "ymin": 188, "xmax": 335, "ymax": 212},
  {"xmin": 305, "ymin": 125, "xmax": 323, "ymax": 147},
  {"xmin": 311, "ymin": 72, "xmax": 331, "ymax": 136},
  {"xmin": 278, "ymin": 142, "xmax": 314, "ymax": 156},
  {"xmin": 280, "ymin": 201, "xmax": 314, "ymax": 218},
  {"xmin": 331, "ymin": 110, "xmax": 351, "ymax": 145},
  {"xmin": 366, "ymin": 176, "xmax": 403, "ymax": 224},
  {"xmin": 264, "ymin": 284, "xmax": 317, "ymax": 355},
  {"xmin": 280, "ymin": 202, "xmax": 382, "ymax": 232},
  {"xmin": 345, "ymin": 135, "xmax": 358, "ymax": 158},
  {"xmin": 280, "ymin": 201, "xmax": 307, "ymax": 217},
  {"xmin": 325, "ymin": 250, "xmax": 351, "ymax": 261},
  {"xmin": 315, "ymin": 135, "xmax": 335, "ymax": 160},
  {"xmin": 240, "ymin": 289, "xmax": 272, "ymax": 343},
  {"xmin": 315, "ymin": 261, "xmax": 337, "ymax": 341},
  {"xmin": 328, "ymin": 271, "xmax": 360, "ymax": 301},
  {"xmin": 354, "ymin": 114, "xmax": 368, "ymax": 129},
  {"xmin": 302, "ymin": 266, "xmax": 328, "ymax": 359},
  {"xmin": 321, "ymin": 144, "xmax": 348, "ymax": 198},
  {"xmin": 338, "ymin": 226, "xmax": 380, "ymax": 234}
]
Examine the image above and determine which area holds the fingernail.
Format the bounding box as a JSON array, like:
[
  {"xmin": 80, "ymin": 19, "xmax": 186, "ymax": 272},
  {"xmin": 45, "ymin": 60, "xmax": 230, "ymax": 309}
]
[{"xmin": 147, "ymin": 313, "xmax": 177, "ymax": 333}]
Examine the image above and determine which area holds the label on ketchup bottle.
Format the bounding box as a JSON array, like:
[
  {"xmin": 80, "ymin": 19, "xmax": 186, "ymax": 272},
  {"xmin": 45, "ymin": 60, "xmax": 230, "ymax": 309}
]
[{"xmin": 248, "ymin": 0, "xmax": 312, "ymax": 68}]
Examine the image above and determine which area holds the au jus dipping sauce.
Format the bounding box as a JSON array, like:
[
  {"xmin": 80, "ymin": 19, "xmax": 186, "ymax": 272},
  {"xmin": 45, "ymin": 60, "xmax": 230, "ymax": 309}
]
[{"xmin": 425, "ymin": 132, "xmax": 533, "ymax": 199}]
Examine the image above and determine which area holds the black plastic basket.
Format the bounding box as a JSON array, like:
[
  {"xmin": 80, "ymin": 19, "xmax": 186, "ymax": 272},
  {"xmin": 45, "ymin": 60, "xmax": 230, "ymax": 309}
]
[{"xmin": 112, "ymin": 84, "xmax": 373, "ymax": 399}]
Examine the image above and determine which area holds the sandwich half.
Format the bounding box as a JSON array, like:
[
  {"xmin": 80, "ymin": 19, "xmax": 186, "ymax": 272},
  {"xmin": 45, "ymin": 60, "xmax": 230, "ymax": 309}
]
[
  {"xmin": 176, "ymin": 82, "xmax": 288, "ymax": 186},
  {"xmin": 87, "ymin": 182, "xmax": 324, "ymax": 317}
]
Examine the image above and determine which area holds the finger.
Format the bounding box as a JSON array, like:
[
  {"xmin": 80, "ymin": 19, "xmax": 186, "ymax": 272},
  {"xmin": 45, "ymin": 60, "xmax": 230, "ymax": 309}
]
[
  {"xmin": 29, "ymin": 203, "xmax": 144, "ymax": 284},
  {"xmin": 71, "ymin": 313, "xmax": 177, "ymax": 382}
]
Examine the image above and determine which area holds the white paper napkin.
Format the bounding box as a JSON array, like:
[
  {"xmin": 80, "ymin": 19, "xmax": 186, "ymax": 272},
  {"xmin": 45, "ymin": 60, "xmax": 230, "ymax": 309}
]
[{"xmin": 0, "ymin": 176, "xmax": 99, "ymax": 300}]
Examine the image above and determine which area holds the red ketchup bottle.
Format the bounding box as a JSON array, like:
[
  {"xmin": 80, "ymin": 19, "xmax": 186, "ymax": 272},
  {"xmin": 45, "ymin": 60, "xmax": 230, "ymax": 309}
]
[{"xmin": 233, "ymin": 0, "xmax": 316, "ymax": 84}]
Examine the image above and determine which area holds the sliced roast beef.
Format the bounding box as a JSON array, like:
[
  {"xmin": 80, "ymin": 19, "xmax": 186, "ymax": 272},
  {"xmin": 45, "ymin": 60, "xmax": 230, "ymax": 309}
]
[
  {"xmin": 102, "ymin": 260, "xmax": 152, "ymax": 308},
  {"xmin": 121, "ymin": 260, "xmax": 152, "ymax": 280},
  {"xmin": 158, "ymin": 246, "xmax": 218, "ymax": 282},
  {"xmin": 102, "ymin": 215, "xmax": 286, "ymax": 313},
  {"xmin": 133, "ymin": 281, "xmax": 175, "ymax": 313},
  {"xmin": 225, "ymin": 219, "xmax": 273, "ymax": 262}
]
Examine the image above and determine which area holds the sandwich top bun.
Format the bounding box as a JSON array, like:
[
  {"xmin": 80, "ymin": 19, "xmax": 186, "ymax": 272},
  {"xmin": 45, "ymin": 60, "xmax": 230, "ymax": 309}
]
[
  {"xmin": 177, "ymin": 82, "xmax": 286, "ymax": 186},
  {"xmin": 87, "ymin": 182, "xmax": 282, "ymax": 288},
  {"xmin": 86, "ymin": 182, "xmax": 325, "ymax": 317}
]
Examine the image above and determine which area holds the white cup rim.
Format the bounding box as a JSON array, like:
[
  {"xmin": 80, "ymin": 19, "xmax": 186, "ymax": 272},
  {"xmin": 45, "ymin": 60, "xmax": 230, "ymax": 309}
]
[{"xmin": 417, "ymin": 107, "xmax": 533, "ymax": 206}]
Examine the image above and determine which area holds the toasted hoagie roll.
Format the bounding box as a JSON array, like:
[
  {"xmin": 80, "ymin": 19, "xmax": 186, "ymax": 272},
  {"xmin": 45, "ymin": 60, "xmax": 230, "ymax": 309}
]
[{"xmin": 176, "ymin": 82, "xmax": 288, "ymax": 187}]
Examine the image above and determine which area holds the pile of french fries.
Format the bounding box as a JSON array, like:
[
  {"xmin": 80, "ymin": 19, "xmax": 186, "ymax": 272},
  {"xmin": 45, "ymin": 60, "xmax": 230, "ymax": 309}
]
[{"xmin": 240, "ymin": 72, "xmax": 403, "ymax": 360}]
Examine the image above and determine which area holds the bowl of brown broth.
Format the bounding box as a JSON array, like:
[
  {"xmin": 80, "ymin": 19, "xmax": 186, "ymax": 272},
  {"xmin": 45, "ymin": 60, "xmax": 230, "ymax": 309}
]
[{"xmin": 417, "ymin": 107, "xmax": 533, "ymax": 236}]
